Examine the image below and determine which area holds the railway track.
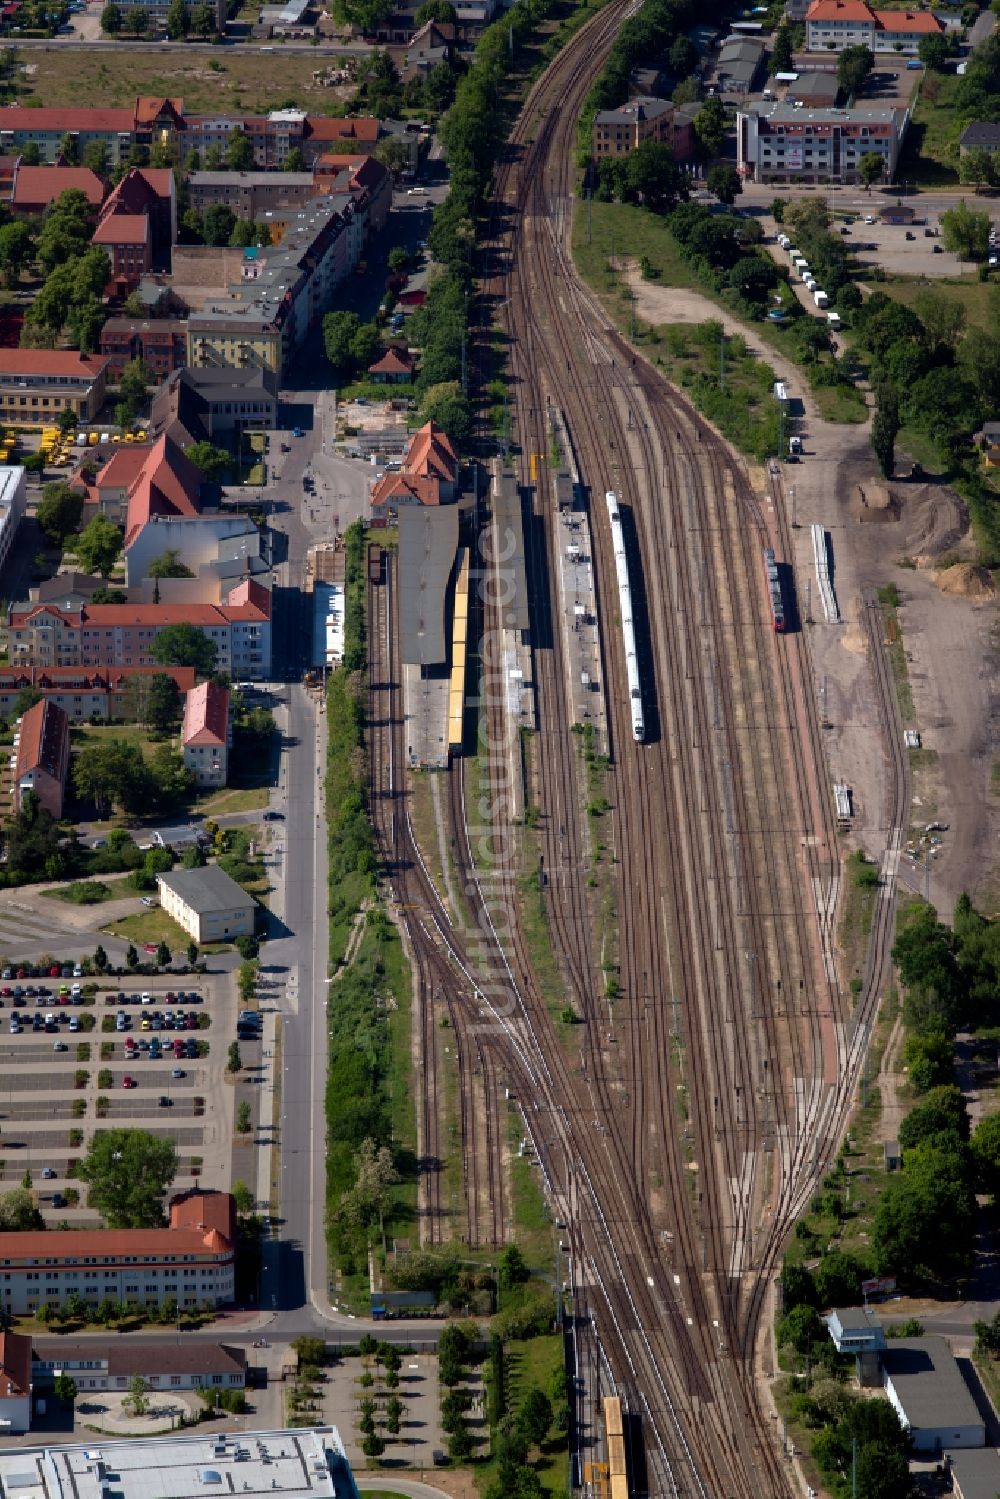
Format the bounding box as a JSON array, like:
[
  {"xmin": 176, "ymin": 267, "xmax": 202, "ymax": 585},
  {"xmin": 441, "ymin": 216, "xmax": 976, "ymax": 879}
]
[{"xmin": 367, "ymin": 558, "xmax": 508, "ymax": 1250}]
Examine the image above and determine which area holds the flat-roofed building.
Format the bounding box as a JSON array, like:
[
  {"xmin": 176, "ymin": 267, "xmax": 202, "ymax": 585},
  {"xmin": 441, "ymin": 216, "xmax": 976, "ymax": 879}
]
[
  {"xmin": 737, "ymin": 102, "xmax": 907, "ymax": 183},
  {"xmin": 0, "ymin": 464, "xmax": 25, "ymax": 581},
  {"xmin": 12, "ymin": 697, "xmax": 70, "ymax": 819},
  {"xmin": 397, "ymin": 503, "xmax": 459, "ymax": 667},
  {"xmin": 882, "ymin": 1336, "xmax": 985, "ymax": 1453},
  {"xmin": 157, "ymin": 862, "xmax": 257, "ymax": 942},
  {"xmin": 951, "ymin": 1450, "xmax": 1000, "ymax": 1499}
]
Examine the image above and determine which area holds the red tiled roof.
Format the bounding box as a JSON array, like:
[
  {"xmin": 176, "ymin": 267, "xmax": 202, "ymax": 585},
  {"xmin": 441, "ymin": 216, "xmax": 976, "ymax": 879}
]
[
  {"xmin": 407, "ymin": 418, "xmax": 458, "ymax": 481},
  {"xmin": 0, "ymin": 665, "xmax": 197, "ymax": 692},
  {"xmin": 14, "ymin": 697, "xmax": 68, "ymax": 783},
  {"xmin": 368, "ymin": 346, "xmax": 414, "ymax": 375},
  {"xmin": 225, "ymin": 577, "xmax": 271, "ymax": 615},
  {"xmin": 0, "ymin": 106, "xmax": 135, "ymax": 133},
  {"xmin": 0, "ymin": 349, "xmax": 107, "ymax": 378},
  {"xmin": 93, "ymin": 213, "xmax": 150, "ymax": 245},
  {"xmin": 10, "ymin": 597, "xmax": 269, "ymax": 629},
  {"xmin": 97, "ymin": 445, "xmax": 148, "ymax": 492},
  {"xmin": 371, "ymin": 472, "xmax": 442, "ymax": 508},
  {"xmin": 123, "ymin": 433, "xmax": 202, "ymax": 549},
  {"xmin": 134, "ymin": 97, "xmax": 185, "ymax": 127},
  {"xmin": 0, "ymin": 1225, "xmax": 232, "ymax": 1258},
  {"xmin": 170, "ymin": 1190, "xmax": 236, "ymax": 1245},
  {"xmin": 874, "ymin": 7, "xmax": 941, "ymax": 28},
  {"xmin": 805, "ymin": 0, "xmax": 873, "ymax": 18},
  {"xmin": 11, "ymin": 165, "xmax": 104, "ymax": 210},
  {"xmin": 306, "ymin": 115, "xmax": 380, "ymax": 144},
  {"xmin": 135, "ymin": 166, "xmax": 174, "ymax": 196},
  {"xmin": 182, "ymin": 679, "xmax": 229, "ymax": 748},
  {"xmin": 0, "ymin": 1331, "xmax": 32, "ymax": 1398}
]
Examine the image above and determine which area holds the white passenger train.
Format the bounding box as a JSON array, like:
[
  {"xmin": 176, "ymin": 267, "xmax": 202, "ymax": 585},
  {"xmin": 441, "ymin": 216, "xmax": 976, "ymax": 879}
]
[{"xmin": 605, "ymin": 490, "xmax": 644, "ymax": 742}]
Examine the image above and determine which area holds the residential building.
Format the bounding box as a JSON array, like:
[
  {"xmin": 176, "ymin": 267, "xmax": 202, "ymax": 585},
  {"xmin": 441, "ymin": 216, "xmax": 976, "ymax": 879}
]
[
  {"xmin": 715, "ymin": 36, "xmax": 767, "ymax": 96},
  {"xmin": 7, "ymin": 577, "xmax": 272, "ymax": 679},
  {"xmin": 736, "ymin": 103, "xmax": 908, "ymax": 183},
  {"xmin": 371, "ymin": 418, "xmax": 460, "ymax": 516},
  {"xmin": 93, "ymin": 211, "xmax": 152, "ymax": 299},
  {"xmin": 0, "ymin": 1330, "xmax": 32, "ymax": 1434},
  {"xmin": 8, "ymin": 164, "xmax": 105, "ymax": 216},
  {"xmin": 0, "ymin": 665, "xmax": 197, "ymax": 721},
  {"xmin": 106, "ymin": 0, "xmax": 226, "ymax": 34},
  {"xmin": 959, "ymin": 121, "xmax": 1000, "ymax": 156},
  {"xmin": 805, "ymin": 0, "xmax": 943, "ymax": 52},
  {"xmin": 0, "ymin": 350, "xmax": 109, "ymax": 427},
  {"xmin": 181, "ymin": 678, "xmax": 230, "ymax": 787},
  {"xmin": 91, "ymin": 167, "xmax": 177, "ymax": 297},
  {"xmin": 881, "ymin": 1337, "xmax": 984, "ymax": 1452},
  {"xmin": 368, "ymin": 346, "xmax": 415, "ymax": 384},
  {"xmin": 186, "ymin": 193, "xmax": 366, "ymax": 380},
  {"xmin": 156, "ymin": 862, "xmax": 257, "ymax": 942},
  {"xmin": 99, "ymin": 317, "xmax": 188, "ymax": 381},
  {"xmin": 312, "ymin": 154, "xmax": 392, "ymax": 233},
  {"xmin": 33, "ymin": 1338, "xmax": 246, "ymax": 1395},
  {"xmin": 0, "ymin": 98, "xmax": 186, "ymax": 168},
  {"xmin": 0, "ymin": 1192, "xmax": 236, "ymax": 1317},
  {"xmin": 12, "ymin": 698, "xmax": 70, "ymax": 819},
  {"xmin": 0, "ymin": 464, "xmax": 26, "ymax": 580},
  {"xmin": 592, "ymin": 95, "xmax": 694, "ymax": 160},
  {"xmin": 0, "ymin": 1428, "xmax": 360, "ymax": 1499},
  {"xmin": 150, "ymin": 366, "xmax": 279, "ymax": 446},
  {"xmin": 188, "ymin": 169, "xmax": 318, "ymax": 218}
]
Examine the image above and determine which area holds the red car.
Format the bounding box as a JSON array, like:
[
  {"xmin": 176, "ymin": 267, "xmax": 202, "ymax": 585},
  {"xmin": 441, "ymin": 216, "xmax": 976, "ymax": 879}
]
[
  {"xmin": 48, "ymin": 965, "xmax": 60, "ymax": 977},
  {"xmin": 122, "ymin": 1075, "xmax": 136, "ymax": 1088}
]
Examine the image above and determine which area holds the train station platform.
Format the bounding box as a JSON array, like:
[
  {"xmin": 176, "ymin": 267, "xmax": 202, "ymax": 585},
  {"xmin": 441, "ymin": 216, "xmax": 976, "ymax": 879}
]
[
  {"xmin": 489, "ymin": 463, "xmax": 536, "ymax": 819},
  {"xmin": 402, "ymin": 664, "xmax": 450, "ymax": 770},
  {"xmin": 553, "ymin": 488, "xmax": 608, "ymax": 757}
]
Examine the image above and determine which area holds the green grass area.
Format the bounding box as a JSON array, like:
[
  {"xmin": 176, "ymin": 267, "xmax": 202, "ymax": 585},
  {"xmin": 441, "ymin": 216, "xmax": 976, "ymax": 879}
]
[
  {"xmin": 100, "ymin": 906, "xmax": 191, "ymax": 948},
  {"xmin": 880, "ymin": 274, "xmax": 996, "ymax": 332},
  {"xmin": 507, "ymin": 1111, "xmax": 554, "ymax": 1267},
  {"xmin": 384, "ymin": 915, "xmax": 418, "ymax": 1239},
  {"xmin": 574, "ymin": 196, "xmax": 699, "ymax": 296},
  {"xmin": 518, "ymin": 841, "xmax": 569, "ymax": 1019},
  {"xmin": 71, "ymin": 723, "xmax": 161, "ymax": 750},
  {"xmin": 643, "ymin": 320, "xmax": 784, "ymax": 462},
  {"xmin": 23, "ymin": 47, "xmax": 353, "ymax": 116},
  {"xmin": 839, "ymin": 851, "xmax": 879, "ymax": 1002},
  {"xmin": 193, "ymin": 786, "xmax": 269, "ymax": 816},
  {"xmin": 41, "ymin": 875, "xmax": 136, "ymax": 905},
  {"xmin": 477, "ymin": 1332, "xmax": 568, "ymax": 1499},
  {"xmin": 899, "ymin": 73, "xmax": 963, "ymax": 184}
]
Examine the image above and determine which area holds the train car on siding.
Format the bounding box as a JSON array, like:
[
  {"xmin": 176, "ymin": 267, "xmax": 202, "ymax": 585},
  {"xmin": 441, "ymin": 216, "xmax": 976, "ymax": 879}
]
[
  {"xmin": 605, "ymin": 492, "xmax": 644, "ymax": 742},
  {"xmin": 603, "ymin": 1396, "xmax": 628, "ymax": 1499},
  {"xmin": 764, "ymin": 546, "xmax": 786, "ymax": 633}
]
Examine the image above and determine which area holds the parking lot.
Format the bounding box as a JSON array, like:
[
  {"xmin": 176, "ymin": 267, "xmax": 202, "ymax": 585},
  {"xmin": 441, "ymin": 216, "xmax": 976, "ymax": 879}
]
[
  {"xmin": 0, "ymin": 968, "xmax": 242, "ymax": 1218},
  {"xmin": 844, "ymin": 217, "xmax": 973, "ymax": 278}
]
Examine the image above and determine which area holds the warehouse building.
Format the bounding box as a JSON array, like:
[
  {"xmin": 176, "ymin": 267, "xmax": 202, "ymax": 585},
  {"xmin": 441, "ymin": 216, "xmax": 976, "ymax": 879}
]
[
  {"xmin": 156, "ymin": 863, "xmax": 257, "ymax": 943},
  {"xmin": 881, "ymin": 1337, "xmax": 985, "ymax": 1452}
]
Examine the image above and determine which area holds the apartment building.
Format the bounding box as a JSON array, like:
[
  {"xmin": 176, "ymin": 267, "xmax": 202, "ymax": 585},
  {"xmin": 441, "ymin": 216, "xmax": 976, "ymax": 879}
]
[
  {"xmin": 0, "ymin": 665, "xmax": 197, "ymax": 721},
  {"xmin": 187, "ymin": 170, "xmax": 317, "ymax": 218},
  {"xmin": 0, "ymin": 350, "xmax": 109, "ymax": 428},
  {"xmin": 12, "ymin": 697, "xmax": 70, "ymax": 818},
  {"xmin": 7, "ymin": 577, "xmax": 272, "ymax": 680},
  {"xmin": 181, "ymin": 679, "xmax": 229, "ymax": 787},
  {"xmin": 99, "ymin": 318, "xmax": 188, "ymax": 381},
  {"xmin": 592, "ymin": 95, "xmax": 695, "ymax": 160},
  {"xmin": 186, "ymin": 192, "xmax": 366, "ymax": 380},
  {"xmin": 805, "ymin": 0, "xmax": 943, "ymax": 53},
  {"xmin": 737, "ymin": 102, "xmax": 907, "ymax": 183},
  {"xmin": 0, "ymin": 1192, "xmax": 236, "ymax": 1317},
  {"xmin": 0, "ymin": 98, "xmax": 185, "ymax": 168}
]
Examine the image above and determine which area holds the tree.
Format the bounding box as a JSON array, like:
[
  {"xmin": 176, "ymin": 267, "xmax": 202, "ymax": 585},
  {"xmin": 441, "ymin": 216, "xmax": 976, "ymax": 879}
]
[
  {"xmin": 854, "ymin": 1441, "xmax": 911, "ymax": 1499},
  {"xmin": 77, "ymin": 1128, "xmax": 177, "ymax": 1227},
  {"xmin": 871, "ymin": 382, "xmax": 899, "ymax": 479},
  {"xmin": 814, "ymin": 1249, "xmax": 868, "ymax": 1309},
  {"xmin": 123, "ymin": 1375, "xmax": 150, "ymax": 1417},
  {"xmin": 156, "ymin": 940, "xmax": 171, "ymax": 968},
  {"xmin": 498, "ymin": 1243, "xmax": 530, "ymax": 1290},
  {"xmin": 74, "ymin": 739, "xmax": 149, "ymax": 817},
  {"xmin": 75, "ymin": 513, "xmax": 122, "ymax": 577},
  {"xmin": 361, "ymin": 1433, "xmax": 385, "ymax": 1461},
  {"xmin": 232, "ymin": 1179, "xmax": 255, "ymax": 1217},
  {"xmin": 228, "ymin": 1041, "xmax": 242, "ymax": 1074},
  {"xmin": 151, "ymin": 622, "xmax": 218, "ymax": 676},
  {"xmin": 118, "ymin": 356, "xmax": 152, "ymax": 419},
  {"xmin": 191, "ymin": 1, "xmax": 216, "ymax": 33},
  {"xmin": 707, "ymin": 163, "xmax": 741, "ymax": 206},
  {"xmin": 82, "ymin": 139, "xmax": 109, "ymax": 176},
  {"xmin": 125, "ymin": 3, "xmax": 147, "ymax": 29},
  {"xmin": 165, "ymin": 0, "xmax": 188, "ymax": 35},
  {"xmin": 623, "ymin": 139, "xmax": 686, "ymax": 212},
  {"xmin": 859, "ymin": 151, "xmax": 884, "ymax": 192},
  {"xmin": 901, "ymin": 1028, "xmax": 954, "ymax": 1093},
  {"xmin": 668, "ymin": 34, "xmax": 698, "ymax": 78},
  {"xmin": 693, "ymin": 96, "xmax": 726, "ymax": 157},
  {"xmin": 0, "ymin": 1186, "xmax": 45, "ymax": 1230},
  {"xmin": 184, "ymin": 441, "xmax": 229, "ymax": 481},
  {"xmin": 0, "ymin": 221, "xmax": 33, "ymax": 288},
  {"xmin": 777, "ymin": 1302, "xmax": 825, "ymax": 1354},
  {"xmin": 837, "ymin": 43, "xmax": 874, "ymax": 98},
  {"xmin": 226, "ymin": 130, "xmax": 255, "ymax": 171},
  {"xmin": 770, "ymin": 23, "xmax": 794, "ymax": 74},
  {"xmin": 37, "ymin": 481, "xmax": 83, "ymax": 544},
  {"xmin": 349, "ymin": 321, "xmax": 381, "ymax": 369},
  {"xmin": 13, "ymin": 685, "xmax": 43, "ymax": 718},
  {"xmin": 419, "ymin": 381, "xmax": 472, "ymax": 447},
  {"xmin": 960, "ymin": 147, "xmax": 996, "ymax": 193},
  {"xmin": 53, "ymin": 1374, "xmax": 78, "ymax": 1404},
  {"xmin": 918, "ymin": 32, "xmax": 951, "ymax": 70},
  {"xmin": 202, "ymin": 204, "xmax": 236, "ymax": 247},
  {"xmin": 283, "ymin": 146, "xmax": 306, "ymax": 172},
  {"xmin": 187, "ymin": 940, "xmax": 199, "ymax": 964},
  {"xmin": 324, "ymin": 309, "xmax": 361, "ymax": 376},
  {"xmin": 339, "ymin": 1137, "xmax": 399, "ymax": 1253},
  {"xmin": 415, "ymin": 0, "xmax": 455, "ymax": 18},
  {"xmin": 236, "ymin": 1099, "xmax": 252, "ymax": 1134},
  {"xmin": 872, "ymin": 1141, "xmax": 975, "ymax": 1280},
  {"xmin": 517, "ymin": 1388, "xmax": 553, "ymax": 1447},
  {"xmin": 124, "ymin": 670, "xmax": 182, "ymax": 731},
  {"xmin": 100, "ymin": 0, "xmax": 121, "ymax": 26},
  {"xmin": 148, "ymin": 743, "xmax": 193, "ymax": 809},
  {"xmin": 914, "ymin": 288, "xmax": 967, "ymax": 357},
  {"xmin": 970, "ymin": 1113, "xmax": 1000, "ymax": 1196},
  {"xmin": 93, "ymin": 943, "xmax": 109, "ymax": 971},
  {"xmin": 940, "ymin": 198, "xmax": 991, "ymax": 260}
]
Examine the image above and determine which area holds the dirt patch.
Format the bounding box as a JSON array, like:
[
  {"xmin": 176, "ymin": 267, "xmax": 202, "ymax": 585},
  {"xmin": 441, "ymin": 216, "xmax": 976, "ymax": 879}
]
[
  {"xmin": 904, "ymin": 485, "xmax": 969, "ymax": 561},
  {"xmin": 934, "ymin": 563, "xmax": 996, "ymax": 601},
  {"xmin": 851, "ymin": 480, "xmax": 900, "ymax": 524}
]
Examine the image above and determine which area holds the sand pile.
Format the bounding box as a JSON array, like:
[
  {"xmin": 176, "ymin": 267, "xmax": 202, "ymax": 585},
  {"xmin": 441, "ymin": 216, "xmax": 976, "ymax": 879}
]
[
  {"xmin": 934, "ymin": 564, "xmax": 995, "ymax": 600},
  {"xmin": 905, "ymin": 486, "xmax": 968, "ymax": 561},
  {"xmin": 852, "ymin": 481, "xmax": 900, "ymax": 523}
]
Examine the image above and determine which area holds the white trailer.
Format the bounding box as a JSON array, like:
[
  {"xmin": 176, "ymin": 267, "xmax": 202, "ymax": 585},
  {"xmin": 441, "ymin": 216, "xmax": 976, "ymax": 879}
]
[{"xmin": 813, "ymin": 289, "xmax": 829, "ymax": 308}]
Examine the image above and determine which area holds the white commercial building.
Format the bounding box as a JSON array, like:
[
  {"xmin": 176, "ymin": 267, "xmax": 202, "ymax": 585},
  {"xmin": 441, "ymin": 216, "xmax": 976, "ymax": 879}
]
[
  {"xmin": 0, "ymin": 1429, "xmax": 360, "ymax": 1499},
  {"xmin": 0, "ymin": 465, "xmax": 26, "ymax": 582},
  {"xmin": 737, "ymin": 102, "xmax": 908, "ymax": 183},
  {"xmin": 882, "ymin": 1337, "xmax": 985, "ymax": 1453}
]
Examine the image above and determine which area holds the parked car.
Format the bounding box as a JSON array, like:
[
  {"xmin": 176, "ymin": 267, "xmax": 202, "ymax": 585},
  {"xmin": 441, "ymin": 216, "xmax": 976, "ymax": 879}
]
[
  {"xmin": 122, "ymin": 1075, "xmax": 136, "ymax": 1088},
  {"xmin": 41, "ymin": 1167, "xmax": 55, "ymax": 1179}
]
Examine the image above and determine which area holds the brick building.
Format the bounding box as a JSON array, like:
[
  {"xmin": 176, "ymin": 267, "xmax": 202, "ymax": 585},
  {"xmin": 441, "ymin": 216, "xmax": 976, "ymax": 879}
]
[
  {"xmin": 592, "ymin": 96, "xmax": 694, "ymax": 160},
  {"xmin": 99, "ymin": 318, "xmax": 188, "ymax": 381}
]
